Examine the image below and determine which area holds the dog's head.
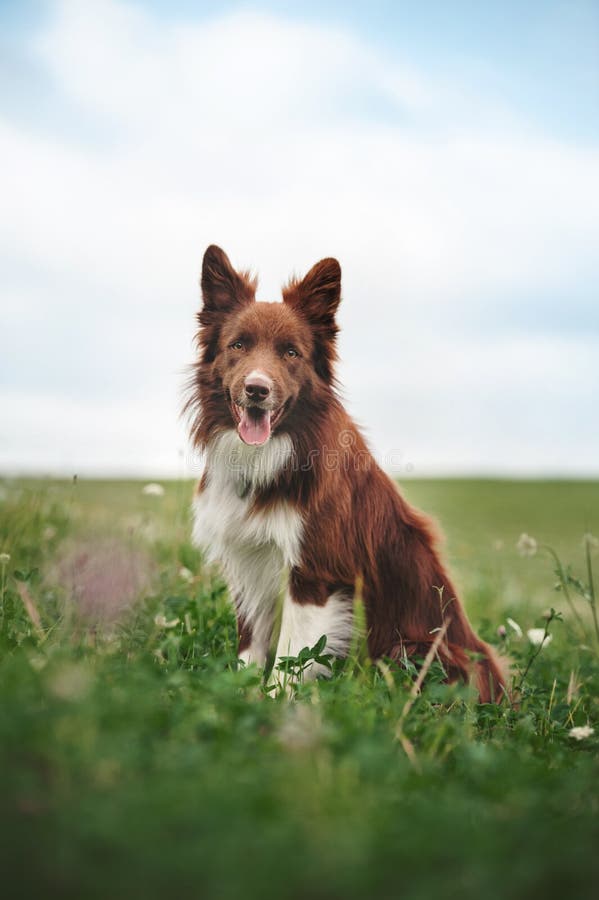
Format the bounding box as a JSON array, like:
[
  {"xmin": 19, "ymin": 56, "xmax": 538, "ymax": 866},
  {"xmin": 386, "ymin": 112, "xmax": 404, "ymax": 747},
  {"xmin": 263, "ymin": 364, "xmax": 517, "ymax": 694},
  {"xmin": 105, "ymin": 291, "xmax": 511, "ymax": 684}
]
[{"xmin": 195, "ymin": 245, "xmax": 341, "ymax": 446}]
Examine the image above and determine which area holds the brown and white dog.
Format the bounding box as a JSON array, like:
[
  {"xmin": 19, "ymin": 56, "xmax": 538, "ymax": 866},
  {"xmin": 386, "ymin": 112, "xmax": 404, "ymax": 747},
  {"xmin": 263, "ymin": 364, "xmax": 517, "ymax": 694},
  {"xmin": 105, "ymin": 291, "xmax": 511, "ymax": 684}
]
[{"xmin": 186, "ymin": 245, "xmax": 506, "ymax": 701}]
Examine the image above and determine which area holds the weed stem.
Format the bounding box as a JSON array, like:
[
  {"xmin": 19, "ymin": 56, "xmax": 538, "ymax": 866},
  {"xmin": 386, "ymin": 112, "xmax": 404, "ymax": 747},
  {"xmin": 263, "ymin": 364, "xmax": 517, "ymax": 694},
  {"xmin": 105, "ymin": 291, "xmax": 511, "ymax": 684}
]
[
  {"xmin": 584, "ymin": 538, "xmax": 599, "ymax": 645},
  {"xmin": 541, "ymin": 545, "xmax": 586, "ymax": 640}
]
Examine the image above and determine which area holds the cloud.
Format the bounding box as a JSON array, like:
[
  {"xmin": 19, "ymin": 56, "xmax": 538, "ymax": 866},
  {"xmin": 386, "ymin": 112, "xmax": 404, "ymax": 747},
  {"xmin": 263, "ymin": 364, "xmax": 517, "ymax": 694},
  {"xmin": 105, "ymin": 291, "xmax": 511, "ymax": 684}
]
[{"xmin": 1, "ymin": 0, "xmax": 598, "ymax": 475}]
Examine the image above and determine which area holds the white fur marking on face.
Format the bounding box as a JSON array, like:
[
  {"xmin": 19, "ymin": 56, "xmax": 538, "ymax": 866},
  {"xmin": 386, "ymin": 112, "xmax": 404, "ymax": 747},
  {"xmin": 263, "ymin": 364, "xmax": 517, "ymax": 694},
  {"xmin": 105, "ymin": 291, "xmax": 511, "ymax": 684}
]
[
  {"xmin": 245, "ymin": 369, "xmax": 273, "ymax": 388},
  {"xmin": 274, "ymin": 592, "xmax": 354, "ymax": 685},
  {"xmin": 192, "ymin": 429, "xmax": 303, "ymax": 669}
]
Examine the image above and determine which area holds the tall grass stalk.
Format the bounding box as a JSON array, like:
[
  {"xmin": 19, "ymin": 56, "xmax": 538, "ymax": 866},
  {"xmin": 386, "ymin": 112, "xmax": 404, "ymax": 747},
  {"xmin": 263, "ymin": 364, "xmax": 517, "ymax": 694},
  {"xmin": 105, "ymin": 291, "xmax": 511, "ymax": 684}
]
[
  {"xmin": 394, "ymin": 618, "xmax": 450, "ymax": 770},
  {"xmin": 516, "ymin": 608, "xmax": 560, "ymax": 689},
  {"xmin": 584, "ymin": 535, "xmax": 599, "ymax": 645},
  {"xmin": 0, "ymin": 553, "xmax": 8, "ymax": 629},
  {"xmin": 541, "ymin": 544, "xmax": 586, "ymax": 640}
]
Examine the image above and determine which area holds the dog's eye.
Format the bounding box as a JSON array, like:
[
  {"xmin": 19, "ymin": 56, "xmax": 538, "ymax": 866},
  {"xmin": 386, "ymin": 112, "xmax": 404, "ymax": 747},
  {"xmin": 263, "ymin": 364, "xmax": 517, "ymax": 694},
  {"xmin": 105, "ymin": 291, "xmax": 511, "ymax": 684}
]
[
  {"xmin": 230, "ymin": 341, "xmax": 244, "ymax": 351},
  {"xmin": 286, "ymin": 347, "xmax": 299, "ymax": 358}
]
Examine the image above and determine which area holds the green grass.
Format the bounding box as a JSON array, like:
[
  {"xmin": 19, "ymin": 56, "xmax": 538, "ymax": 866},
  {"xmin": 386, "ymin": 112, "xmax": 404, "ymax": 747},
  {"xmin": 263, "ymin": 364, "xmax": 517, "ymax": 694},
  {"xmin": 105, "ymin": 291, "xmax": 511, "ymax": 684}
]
[{"xmin": 0, "ymin": 477, "xmax": 598, "ymax": 899}]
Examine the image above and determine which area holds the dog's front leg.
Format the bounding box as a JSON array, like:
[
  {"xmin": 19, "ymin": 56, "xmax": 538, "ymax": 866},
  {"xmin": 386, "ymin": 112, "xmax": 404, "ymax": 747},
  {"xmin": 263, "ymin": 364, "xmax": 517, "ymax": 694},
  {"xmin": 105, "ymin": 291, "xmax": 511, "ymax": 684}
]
[
  {"xmin": 235, "ymin": 589, "xmax": 276, "ymax": 668},
  {"xmin": 228, "ymin": 543, "xmax": 283, "ymax": 668},
  {"xmin": 273, "ymin": 584, "xmax": 354, "ymax": 688}
]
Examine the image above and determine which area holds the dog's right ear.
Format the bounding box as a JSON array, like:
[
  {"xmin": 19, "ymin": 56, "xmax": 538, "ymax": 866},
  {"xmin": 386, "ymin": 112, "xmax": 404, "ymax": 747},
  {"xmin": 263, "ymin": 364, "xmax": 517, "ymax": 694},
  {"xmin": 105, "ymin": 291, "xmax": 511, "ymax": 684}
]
[
  {"xmin": 200, "ymin": 245, "xmax": 256, "ymax": 313},
  {"xmin": 198, "ymin": 246, "xmax": 256, "ymax": 363}
]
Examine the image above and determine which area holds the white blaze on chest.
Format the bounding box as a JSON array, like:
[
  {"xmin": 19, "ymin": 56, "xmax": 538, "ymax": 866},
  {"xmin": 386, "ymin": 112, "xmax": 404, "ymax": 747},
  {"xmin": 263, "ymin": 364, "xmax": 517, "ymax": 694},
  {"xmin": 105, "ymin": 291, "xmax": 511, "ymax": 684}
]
[{"xmin": 192, "ymin": 430, "xmax": 303, "ymax": 597}]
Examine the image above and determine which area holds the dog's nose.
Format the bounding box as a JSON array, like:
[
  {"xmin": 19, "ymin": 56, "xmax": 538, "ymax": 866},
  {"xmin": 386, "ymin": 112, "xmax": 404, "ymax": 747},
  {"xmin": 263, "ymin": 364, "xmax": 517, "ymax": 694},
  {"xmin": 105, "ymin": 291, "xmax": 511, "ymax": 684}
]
[{"xmin": 244, "ymin": 372, "xmax": 272, "ymax": 401}]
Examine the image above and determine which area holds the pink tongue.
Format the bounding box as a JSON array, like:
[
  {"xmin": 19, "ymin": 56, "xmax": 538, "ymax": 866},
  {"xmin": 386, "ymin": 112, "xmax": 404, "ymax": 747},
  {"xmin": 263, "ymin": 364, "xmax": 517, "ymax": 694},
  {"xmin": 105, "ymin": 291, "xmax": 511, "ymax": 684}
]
[{"xmin": 238, "ymin": 409, "xmax": 271, "ymax": 446}]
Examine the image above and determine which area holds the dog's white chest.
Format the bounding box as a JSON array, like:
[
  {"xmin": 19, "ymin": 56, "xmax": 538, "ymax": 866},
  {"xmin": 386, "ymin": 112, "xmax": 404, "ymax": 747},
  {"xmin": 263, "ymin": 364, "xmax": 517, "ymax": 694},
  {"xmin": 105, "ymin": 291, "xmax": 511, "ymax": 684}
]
[
  {"xmin": 192, "ymin": 478, "xmax": 301, "ymax": 568},
  {"xmin": 191, "ymin": 431, "xmax": 303, "ymax": 585}
]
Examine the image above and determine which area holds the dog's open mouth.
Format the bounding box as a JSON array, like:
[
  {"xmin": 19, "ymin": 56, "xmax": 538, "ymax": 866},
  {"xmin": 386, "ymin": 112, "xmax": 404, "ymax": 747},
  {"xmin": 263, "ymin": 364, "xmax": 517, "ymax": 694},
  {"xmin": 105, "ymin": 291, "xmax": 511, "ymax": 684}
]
[{"xmin": 230, "ymin": 402, "xmax": 287, "ymax": 446}]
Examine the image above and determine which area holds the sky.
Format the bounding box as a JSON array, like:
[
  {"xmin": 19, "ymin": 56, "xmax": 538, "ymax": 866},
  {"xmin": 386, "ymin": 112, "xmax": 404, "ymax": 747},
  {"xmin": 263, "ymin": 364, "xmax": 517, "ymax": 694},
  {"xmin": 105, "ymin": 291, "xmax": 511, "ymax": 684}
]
[{"xmin": 1, "ymin": 0, "xmax": 598, "ymax": 478}]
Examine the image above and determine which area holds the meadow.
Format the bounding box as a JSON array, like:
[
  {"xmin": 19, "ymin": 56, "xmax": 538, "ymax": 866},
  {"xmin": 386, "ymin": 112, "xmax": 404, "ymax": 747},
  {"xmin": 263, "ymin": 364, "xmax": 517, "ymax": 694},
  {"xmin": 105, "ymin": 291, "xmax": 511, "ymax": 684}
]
[{"xmin": 0, "ymin": 477, "xmax": 598, "ymax": 899}]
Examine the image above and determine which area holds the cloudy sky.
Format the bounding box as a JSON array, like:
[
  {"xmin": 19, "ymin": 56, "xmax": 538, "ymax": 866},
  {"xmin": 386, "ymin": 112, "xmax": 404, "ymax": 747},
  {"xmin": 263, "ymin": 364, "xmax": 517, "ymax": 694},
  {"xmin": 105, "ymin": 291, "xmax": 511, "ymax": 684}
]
[{"xmin": 1, "ymin": 0, "xmax": 598, "ymax": 477}]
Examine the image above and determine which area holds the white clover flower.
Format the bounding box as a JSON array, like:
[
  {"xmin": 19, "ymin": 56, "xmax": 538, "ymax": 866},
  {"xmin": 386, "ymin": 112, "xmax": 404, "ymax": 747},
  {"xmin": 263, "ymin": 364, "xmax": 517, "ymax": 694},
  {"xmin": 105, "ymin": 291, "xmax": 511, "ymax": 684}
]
[
  {"xmin": 517, "ymin": 533, "xmax": 538, "ymax": 557},
  {"xmin": 569, "ymin": 725, "xmax": 594, "ymax": 741},
  {"xmin": 42, "ymin": 526, "xmax": 57, "ymax": 541},
  {"xmin": 47, "ymin": 663, "xmax": 92, "ymax": 701},
  {"xmin": 527, "ymin": 628, "xmax": 552, "ymax": 647},
  {"xmin": 154, "ymin": 614, "xmax": 180, "ymax": 629},
  {"xmin": 178, "ymin": 566, "xmax": 194, "ymax": 583},
  {"xmin": 506, "ymin": 617, "xmax": 523, "ymax": 638},
  {"xmin": 0, "ymin": 552, "xmax": 10, "ymax": 565},
  {"xmin": 583, "ymin": 533, "xmax": 599, "ymax": 550},
  {"xmin": 142, "ymin": 483, "xmax": 165, "ymax": 497},
  {"xmin": 277, "ymin": 704, "xmax": 323, "ymax": 751},
  {"xmin": 28, "ymin": 654, "xmax": 47, "ymax": 672}
]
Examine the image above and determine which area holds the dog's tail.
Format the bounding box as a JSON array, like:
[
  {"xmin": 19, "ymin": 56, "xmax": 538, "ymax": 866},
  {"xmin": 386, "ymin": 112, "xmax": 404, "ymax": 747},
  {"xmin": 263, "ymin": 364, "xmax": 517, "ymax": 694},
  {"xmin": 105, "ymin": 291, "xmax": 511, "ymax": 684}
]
[
  {"xmin": 468, "ymin": 639, "xmax": 510, "ymax": 703},
  {"xmin": 392, "ymin": 637, "xmax": 509, "ymax": 704}
]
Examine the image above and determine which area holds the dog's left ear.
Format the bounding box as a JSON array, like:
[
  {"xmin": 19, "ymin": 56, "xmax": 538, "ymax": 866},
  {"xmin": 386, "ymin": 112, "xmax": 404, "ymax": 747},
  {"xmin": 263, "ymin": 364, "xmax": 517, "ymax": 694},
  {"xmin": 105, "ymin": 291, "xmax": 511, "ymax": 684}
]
[
  {"xmin": 284, "ymin": 257, "xmax": 341, "ymax": 328},
  {"xmin": 283, "ymin": 258, "xmax": 341, "ymax": 381}
]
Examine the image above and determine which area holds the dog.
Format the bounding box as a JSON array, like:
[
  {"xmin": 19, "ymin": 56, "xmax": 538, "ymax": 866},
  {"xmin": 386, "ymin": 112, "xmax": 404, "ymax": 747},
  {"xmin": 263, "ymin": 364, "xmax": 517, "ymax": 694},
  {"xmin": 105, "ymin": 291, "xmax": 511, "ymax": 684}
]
[{"xmin": 186, "ymin": 245, "xmax": 506, "ymax": 701}]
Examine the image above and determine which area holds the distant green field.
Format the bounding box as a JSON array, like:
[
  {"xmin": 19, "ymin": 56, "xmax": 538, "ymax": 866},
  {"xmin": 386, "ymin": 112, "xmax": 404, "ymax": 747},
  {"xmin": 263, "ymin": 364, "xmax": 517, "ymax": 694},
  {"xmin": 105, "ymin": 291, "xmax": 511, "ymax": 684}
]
[
  {"xmin": 401, "ymin": 478, "xmax": 599, "ymax": 613},
  {"xmin": 0, "ymin": 478, "xmax": 598, "ymax": 899}
]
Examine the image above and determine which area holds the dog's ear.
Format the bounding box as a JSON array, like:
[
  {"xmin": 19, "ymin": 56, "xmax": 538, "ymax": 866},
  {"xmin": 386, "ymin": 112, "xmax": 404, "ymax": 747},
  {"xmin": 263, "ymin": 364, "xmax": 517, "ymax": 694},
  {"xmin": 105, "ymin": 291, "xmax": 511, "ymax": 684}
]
[
  {"xmin": 198, "ymin": 246, "xmax": 256, "ymax": 362},
  {"xmin": 200, "ymin": 245, "xmax": 256, "ymax": 313},
  {"xmin": 284, "ymin": 257, "xmax": 341, "ymax": 326},
  {"xmin": 283, "ymin": 258, "xmax": 341, "ymax": 382}
]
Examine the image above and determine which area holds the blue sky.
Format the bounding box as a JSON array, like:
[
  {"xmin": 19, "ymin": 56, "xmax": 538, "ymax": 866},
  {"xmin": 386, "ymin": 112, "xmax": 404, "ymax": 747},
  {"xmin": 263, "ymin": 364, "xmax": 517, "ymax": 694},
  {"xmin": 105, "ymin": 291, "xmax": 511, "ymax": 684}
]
[
  {"xmin": 3, "ymin": 1, "xmax": 599, "ymax": 141},
  {"xmin": 1, "ymin": 0, "xmax": 598, "ymax": 475}
]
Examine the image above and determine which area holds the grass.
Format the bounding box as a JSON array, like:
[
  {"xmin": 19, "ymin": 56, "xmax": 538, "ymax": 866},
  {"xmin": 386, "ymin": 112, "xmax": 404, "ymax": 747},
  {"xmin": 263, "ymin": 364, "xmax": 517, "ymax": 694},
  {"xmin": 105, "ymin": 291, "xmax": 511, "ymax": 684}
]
[{"xmin": 0, "ymin": 476, "xmax": 598, "ymax": 899}]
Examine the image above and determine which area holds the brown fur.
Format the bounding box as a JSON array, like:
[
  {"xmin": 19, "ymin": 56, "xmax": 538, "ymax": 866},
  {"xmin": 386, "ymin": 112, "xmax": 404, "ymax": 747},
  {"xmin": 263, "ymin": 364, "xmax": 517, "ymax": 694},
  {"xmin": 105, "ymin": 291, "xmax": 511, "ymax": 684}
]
[{"xmin": 186, "ymin": 245, "xmax": 507, "ymax": 702}]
